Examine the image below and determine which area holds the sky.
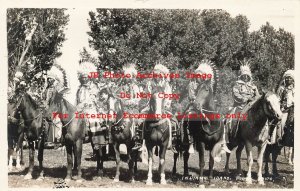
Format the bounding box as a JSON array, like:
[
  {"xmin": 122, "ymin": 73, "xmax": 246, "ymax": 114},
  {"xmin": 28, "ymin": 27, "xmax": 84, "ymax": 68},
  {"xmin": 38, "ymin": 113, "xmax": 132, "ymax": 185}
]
[{"xmin": 57, "ymin": 5, "xmax": 297, "ymax": 104}]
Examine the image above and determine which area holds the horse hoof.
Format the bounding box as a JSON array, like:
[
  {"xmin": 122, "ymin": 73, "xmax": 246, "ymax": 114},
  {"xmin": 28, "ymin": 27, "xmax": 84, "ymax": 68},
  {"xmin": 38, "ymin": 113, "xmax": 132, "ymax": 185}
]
[
  {"xmin": 245, "ymin": 177, "xmax": 252, "ymax": 184},
  {"xmin": 94, "ymin": 176, "xmax": 102, "ymax": 181},
  {"xmin": 37, "ymin": 176, "xmax": 45, "ymax": 181},
  {"xmin": 76, "ymin": 179, "xmax": 83, "ymax": 183},
  {"xmin": 258, "ymin": 180, "xmax": 265, "ymax": 185},
  {"xmin": 130, "ymin": 179, "xmax": 135, "ymax": 184},
  {"xmin": 198, "ymin": 184, "xmax": 205, "ymax": 188},
  {"xmin": 113, "ymin": 178, "xmax": 119, "ymax": 183},
  {"xmin": 160, "ymin": 179, "xmax": 167, "ymax": 185},
  {"xmin": 16, "ymin": 164, "xmax": 22, "ymax": 170},
  {"xmin": 146, "ymin": 180, "xmax": 152, "ymax": 185},
  {"xmin": 65, "ymin": 178, "xmax": 71, "ymax": 182},
  {"xmin": 24, "ymin": 174, "xmax": 32, "ymax": 180}
]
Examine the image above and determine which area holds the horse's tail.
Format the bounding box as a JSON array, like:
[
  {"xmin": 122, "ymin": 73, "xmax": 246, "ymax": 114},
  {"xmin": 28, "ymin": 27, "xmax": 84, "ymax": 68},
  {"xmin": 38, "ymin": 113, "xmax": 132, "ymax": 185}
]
[{"xmin": 154, "ymin": 146, "xmax": 159, "ymax": 156}]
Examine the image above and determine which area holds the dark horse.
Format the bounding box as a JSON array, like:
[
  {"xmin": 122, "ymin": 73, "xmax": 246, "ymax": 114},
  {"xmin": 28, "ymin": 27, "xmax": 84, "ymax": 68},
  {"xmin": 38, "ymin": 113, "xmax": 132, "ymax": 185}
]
[
  {"xmin": 224, "ymin": 92, "xmax": 282, "ymax": 185},
  {"xmin": 108, "ymin": 93, "xmax": 138, "ymax": 183},
  {"xmin": 8, "ymin": 100, "xmax": 24, "ymax": 171},
  {"xmin": 144, "ymin": 88, "xmax": 170, "ymax": 185},
  {"xmin": 179, "ymin": 78, "xmax": 228, "ymax": 185},
  {"xmin": 264, "ymin": 105, "xmax": 294, "ymax": 178},
  {"xmin": 47, "ymin": 90, "xmax": 86, "ymax": 182},
  {"xmin": 173, "ymin": 62, "xmax": 224, "ymax": 184},
  {"xmin": 15, "ymin": 93, "xmax": 48, "ymax": 180}
]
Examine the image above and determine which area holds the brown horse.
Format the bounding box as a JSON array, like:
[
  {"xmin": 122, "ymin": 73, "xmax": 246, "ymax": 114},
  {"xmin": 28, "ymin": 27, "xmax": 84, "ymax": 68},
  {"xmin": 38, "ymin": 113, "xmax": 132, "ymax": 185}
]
[
  {"xmin": 47, "ymin": 91, "xmax": 86, "ymax": 182},
  {"xmin": 144, "ymin": 89, "xmax": 170, "ymax": 185},
  {"xmin": 15, "ymin": 93, "xmax": 48, "ymax": 180},
  {"xmin": 7, "ymin": 100, "xmax": 24, "ymax": 171},
  {"xmin": 225, "ymin": 92, "xmax": 282, "ymax": 185},
  {"xmin": 107, "ymin": 93, "xmax": 138, "ymax": 183},
  {"xmin": 264, "ymin": 105, "xmax": 294, "ymax": 178},
  {"xmin": 173, "ymin": 62, "xmax": 225, "ymax": 185}
]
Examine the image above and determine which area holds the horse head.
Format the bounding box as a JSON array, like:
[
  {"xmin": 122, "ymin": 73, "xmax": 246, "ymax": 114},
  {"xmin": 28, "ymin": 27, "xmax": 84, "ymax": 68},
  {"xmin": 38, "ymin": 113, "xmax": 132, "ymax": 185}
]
[
  {"xmin": 262, "ymin": 91, "xmax": 282, "ymax": 121},
  {"xmin": 149, "ymin": 86, "xmax": 165, "ymax": 117},
  {"xmin": 194, "ymin": 80, "xmax": 215, "ymax": 111}
]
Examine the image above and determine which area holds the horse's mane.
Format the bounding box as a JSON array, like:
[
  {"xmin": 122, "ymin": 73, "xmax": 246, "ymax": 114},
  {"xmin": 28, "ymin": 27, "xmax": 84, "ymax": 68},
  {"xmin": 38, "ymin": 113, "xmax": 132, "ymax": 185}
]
[{"xmin": 23, "ymin": 93, "xmax": 40, "ymax": 110}]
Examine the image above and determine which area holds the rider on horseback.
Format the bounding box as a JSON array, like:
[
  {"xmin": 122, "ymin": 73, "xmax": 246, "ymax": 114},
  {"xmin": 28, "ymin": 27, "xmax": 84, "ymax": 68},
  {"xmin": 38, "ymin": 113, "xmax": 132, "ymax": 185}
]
[
  {"xmin": 44, "ymin": 64, "xmax": 70, "ymax": 148},
  {"xmin": 137, "ymin": 63, "xmax": 178, "ymax": 153},
  {"xmin": 272, "ymin": 69, "xmax": 294, "ymax": 145},
  {"xmin": 117, "ymin": 64, "xmax": 141, "ymax": 150},
  {"xmin": 76, "ymin": 62, "xmax": 108, "ymax": 152},
  {"xmin": 226, "ymin": 63, "xmax": 260, "ymax": 145}
]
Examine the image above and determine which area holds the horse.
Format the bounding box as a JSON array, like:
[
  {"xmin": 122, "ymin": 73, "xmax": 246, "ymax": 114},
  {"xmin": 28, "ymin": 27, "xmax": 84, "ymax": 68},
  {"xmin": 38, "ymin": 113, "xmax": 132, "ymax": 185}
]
[
  {"xmin": 173, "ymin": 62, "xmax": 225, "ymax": 185},
  {"xmin": 7, "ymin": 100, "xmax": 24, "ymax": 171},
  {"xmin": 143, "ymin": 87, "xmax": 171, "ymax": 185},
  {"xmin": 264, "ymin": 105, "xmax": 294, "ymax": 178},
  {"xmin": 47, "ymin": 90, "xmax": 86, "ymax": 182},
  {"xmin": 107, "ymin": 92, "xmax": 138, "ymax": 183},
  {"xmin": 15, "ymin": 93, "xmax": 49, "ymax": 180},
  {"xmin": 224, "ymin": 91, "xmax": 282, "ymax": 185}
]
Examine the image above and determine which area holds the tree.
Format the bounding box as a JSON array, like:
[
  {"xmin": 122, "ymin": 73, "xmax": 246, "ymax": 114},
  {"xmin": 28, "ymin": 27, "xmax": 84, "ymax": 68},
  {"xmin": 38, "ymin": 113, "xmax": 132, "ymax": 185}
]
[{"xmin": 7, "ymin": 8, "xmax": 69, "ymax": 86}]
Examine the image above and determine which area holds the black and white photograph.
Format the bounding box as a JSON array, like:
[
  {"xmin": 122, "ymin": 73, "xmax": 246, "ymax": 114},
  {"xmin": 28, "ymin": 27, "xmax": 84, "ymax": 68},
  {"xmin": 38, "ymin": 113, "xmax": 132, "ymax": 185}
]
[{"xmin": 2, "ymin": 1, "xmax": 298, "ymax": 189}]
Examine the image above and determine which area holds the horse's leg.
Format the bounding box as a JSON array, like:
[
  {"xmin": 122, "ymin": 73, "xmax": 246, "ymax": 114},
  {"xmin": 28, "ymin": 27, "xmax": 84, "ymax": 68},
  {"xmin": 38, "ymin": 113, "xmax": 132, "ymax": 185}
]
[
  {"xmin": 257, "ymin": 143, "xmax": 267, "ymax": 185},
  {"xmin": 134, "ymin": 150, "xmax": 138, "ymax": 176},
  {"xmin": 113, "ymin": 143, "xmax": 121, "ymax": 182},
  {"xmin": 288, "ymin": 147, "xmax": 294, "ymax": 165},
  {"xmin": 172, "ymin": 152, "xmax": 178, "ymax": 176},
  {"xmin": 236, "ymin": 144, "xmax": 244, "ymax": 176},
  {"xmin": 8, "ymin": 149, "xmax": 13, "ymax": 172},
  {"xmin": 17, "ymin": 133, "xmax": 24, "ymax": 169},
  {"xmin": 264, "ymin": 145, "xmax": 271, "ymax": 176},
  {"xmin": 198, "ymin": 142, "xmax": 205, "ymax": 185},
  {"xmin": 245, "ymin": 142, "xmax": 253, "ymax": 184},
  {"xmin": 24, "ymin": 142, "xmax": 34, "ymax": 179},
  {"xmin": 95, "ymin": 146, "xmax": 103, "ymax": 179},
  {"xmin": 127, "ymin": 147, "xmax": 135, "ymax": 183},
  {"xmin": 272, "ymin": 145, "xmax": 282, "ymax": 177},
  {"xmin": 159, "ymin": 145, "xmax": 167, "ymax": 185},
  {"xmin": 16, "ymin": 149, "xmax": 22, "ymax": 169},
  {"xmin": 74, "ymin": 139, "xmax": 83, "ymax": 182},
  {"xmin": 65, "ymin": 144, "xmax": 73, "ymax": 182},
  {"xmin": 224, "ymin": 152, "xmax": 231, "ymax": 175},
  {"xmin": 37, "ymin": 139, "xmax": 45, "ymax": 180},
  {"xmin": 146, "ymin": 145, "xmax": 153, "ymax": 185},
  {"xmin": 183, "ymin": 151, "xmax": 190, "ymax": 176},
  {"xmin": 208, "ymin": 151, "xmax": 214, "ymax": 184}
]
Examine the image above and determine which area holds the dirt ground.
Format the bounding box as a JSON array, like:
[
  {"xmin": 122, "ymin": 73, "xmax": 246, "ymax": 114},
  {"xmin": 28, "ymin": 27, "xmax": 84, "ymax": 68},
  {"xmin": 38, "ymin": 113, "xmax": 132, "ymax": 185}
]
[{"xmin": 8, "ymin": 144, "xmax": 294, "ymax": 188}]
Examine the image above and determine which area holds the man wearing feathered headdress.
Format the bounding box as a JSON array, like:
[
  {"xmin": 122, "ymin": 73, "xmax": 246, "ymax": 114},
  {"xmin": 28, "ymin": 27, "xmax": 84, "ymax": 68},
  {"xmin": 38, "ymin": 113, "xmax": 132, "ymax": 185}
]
[
  {"xmin": 44, "ymin": 64, "xmax": 70, "ymax": 147},
  {"xmin": 225, "ymin": 62, "xmax": 260, "ymax": 146},
  {"xmin": 138, "ymin": 63, "xmax": 178, "ymax": 153},
  {"xmin": 77, "ymin": 62, "xmax": 107, "ymax": 153},
  {"xmin": 271, "ymin": 69, "xmax": 294, "ymax": 147},
  {"xmin": 116, "ymin": 64, "xmax": 142, "ymax": 150},
  {"xmin": 233, "ymin": 64, "xmax": 259, "ymax": 109},
  {"xmin": 185, "ymin": 62, "xmax": 215, "ymax": 153}
]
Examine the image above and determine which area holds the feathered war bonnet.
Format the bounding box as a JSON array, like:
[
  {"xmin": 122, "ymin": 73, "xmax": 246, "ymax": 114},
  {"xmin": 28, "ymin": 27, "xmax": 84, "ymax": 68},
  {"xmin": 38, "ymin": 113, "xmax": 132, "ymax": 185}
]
[
  {"xmin": 194, "ymin": 59, "xmax": 218, "ymax": 91},
  {"xmin": 77, "ymin": 61, "xmax": 97, "ymax": 78},
  {"xmin": 122, "ymin": 63, "xmax": 137, "ymax": 78},
  {"xmin": 153, "ymin": 63, "xmax": 170, "ymax": 81},
  {"xmin": 239, "ymin": 60, "xmax": 252, "ymax": 81},
  {"xmin": 47, "ymin": 63, "xmax": 69, "ymax": 93},
  {"xmin": 279, "ymin": 69, "xmax": 295, "ymax": 87}
]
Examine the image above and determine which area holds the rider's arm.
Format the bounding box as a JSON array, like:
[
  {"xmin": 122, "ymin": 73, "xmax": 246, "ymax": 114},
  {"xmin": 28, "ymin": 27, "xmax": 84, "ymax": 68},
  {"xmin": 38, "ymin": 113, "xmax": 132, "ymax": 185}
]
[{"xmin": 233, "ymin": 83, "xmax": 248, "ymax": 103}]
